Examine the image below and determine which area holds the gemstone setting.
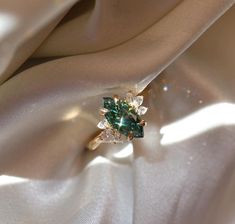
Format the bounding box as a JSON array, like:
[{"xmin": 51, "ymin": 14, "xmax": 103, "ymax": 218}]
[{"xmin": 97, "ymin": 92, "xmax": 147, "ymax": 143}]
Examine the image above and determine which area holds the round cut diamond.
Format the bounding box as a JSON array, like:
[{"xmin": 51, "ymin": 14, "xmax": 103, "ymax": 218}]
[{"xmin": 100, "ymin": 129, "xmax": 124, "ymax": 143}]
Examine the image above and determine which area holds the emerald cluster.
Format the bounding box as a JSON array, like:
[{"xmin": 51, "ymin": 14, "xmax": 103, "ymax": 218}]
[{"xmin": 103, "ymin": 97, "xmax": 144, "ymax": 138}]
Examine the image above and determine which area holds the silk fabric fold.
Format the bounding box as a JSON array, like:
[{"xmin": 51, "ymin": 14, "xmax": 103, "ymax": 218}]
[{"xmin": 0, "ymin": 1, "xmax": 235, "ymax": 224}]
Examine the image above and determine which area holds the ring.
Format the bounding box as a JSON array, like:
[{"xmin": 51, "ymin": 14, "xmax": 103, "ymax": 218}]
[{"xmin": 87, "ymin": 91, "xmax": 148, "ymax": 150}]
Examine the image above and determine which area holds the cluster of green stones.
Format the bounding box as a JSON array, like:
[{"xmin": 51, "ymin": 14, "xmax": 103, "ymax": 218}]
[{"xmin": 97, "ymin": 92, "xmax": 147, "ymax": 142}]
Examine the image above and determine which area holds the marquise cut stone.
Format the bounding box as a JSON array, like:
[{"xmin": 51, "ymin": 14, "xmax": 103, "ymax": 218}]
[
  {"xmin": 103, "ymin": 97, "xmax": 144, "ymax": 138},
  {"xmin": 97, "ymin": 119, "xmax": 109, "ymax": 129},
  {"xmin": 137, "ymin": 106, "xmax": 148, "ymax": 115}
]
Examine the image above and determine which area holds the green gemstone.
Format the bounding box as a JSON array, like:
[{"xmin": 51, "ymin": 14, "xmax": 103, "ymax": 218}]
[
  {"xmin": 103, "ymin": 97, "xmax": 116, "ymax": 111},
  {"xmin": 103, "ymin": 97, "xmax": 144, "ymax": 138}
]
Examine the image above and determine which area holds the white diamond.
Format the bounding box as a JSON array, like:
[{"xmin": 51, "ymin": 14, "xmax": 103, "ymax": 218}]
[
  {"xmin": 132, "ymin": 96, "xmax": 143, "ymax": 107},
  {"xmin": 100, "ymin": 129, "xmax": 115, "ymax": 141},
  {"xmin": 97, "ymin": 119, "xmax": 109, "ymax": 129},
  {"xmin": 100, "ymin": 129, "xmax": 124, "ymax": 143},
  {"xmin": 137, "ymin": 106, "xmax": 148, "ymax": 115}
]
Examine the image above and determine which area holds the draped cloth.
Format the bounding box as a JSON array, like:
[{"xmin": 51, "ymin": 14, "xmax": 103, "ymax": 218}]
[{"xmin": 0, "ymin": 0, "xmax": 235, "ymax": 223}]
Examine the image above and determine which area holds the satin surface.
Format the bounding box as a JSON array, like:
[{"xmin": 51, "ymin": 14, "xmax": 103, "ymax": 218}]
[{"xmin": 0, "ymin": 1, "xmax": 235, "ymax": 224}]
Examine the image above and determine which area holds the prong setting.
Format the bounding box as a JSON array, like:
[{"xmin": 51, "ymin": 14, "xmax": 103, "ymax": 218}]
[
  {"xmin": 96, "ymin": 92, "xmax": 148, "ymax": 145},
  {"xmin": 139, "ymin": 119, "xmax": 147, "ymax": 127},
  {"xmin": 113, "ymin": 94, "xmax": 120, "ymax": 103},
  {"xmin": 127, "ymin": 132, "xmax": 134, "ymax": 141}
]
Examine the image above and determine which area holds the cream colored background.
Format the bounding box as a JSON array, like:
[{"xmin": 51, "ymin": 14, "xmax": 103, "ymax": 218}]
[{"xmin": 0, "ymin": 0, "xmax": 235, "ymax": 223}]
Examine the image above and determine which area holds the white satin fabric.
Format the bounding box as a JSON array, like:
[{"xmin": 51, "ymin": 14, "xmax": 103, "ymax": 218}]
[{"xmin": 0, "ymin": 1, "xmax": 235, "ymax": 224}]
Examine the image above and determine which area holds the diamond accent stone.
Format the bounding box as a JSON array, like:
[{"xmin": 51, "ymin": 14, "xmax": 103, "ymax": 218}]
[
  {"xmin": 100, "ymin": 129, "xmax": 124, "ymax": 143},
  {"xmin": 132, "ymin": 96, "xmax": 143, "ymax": 107},
  {"xmin": 137, "ymin": 106, "xmax": 148, "ymax": 115},
  {"xmin": 97, "ymin": 119, "xmax": 109, "ymax": 129},
  {"xmin": 126, "ymin": 94, "xmax": 144, "ymax": 108}
]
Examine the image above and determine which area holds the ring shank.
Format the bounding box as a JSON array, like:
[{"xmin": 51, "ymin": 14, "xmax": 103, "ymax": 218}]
[{"xmin": 87, "ymin": 134, "xmax": 102, "ymax": 150}]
